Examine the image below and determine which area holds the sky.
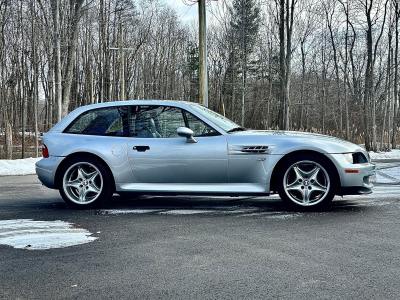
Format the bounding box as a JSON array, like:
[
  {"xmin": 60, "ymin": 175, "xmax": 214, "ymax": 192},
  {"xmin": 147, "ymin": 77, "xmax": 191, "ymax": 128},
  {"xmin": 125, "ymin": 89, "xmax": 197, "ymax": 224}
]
[{"xmin": 165, "ymin": 0, "xmax": 199, "ymax": 23}]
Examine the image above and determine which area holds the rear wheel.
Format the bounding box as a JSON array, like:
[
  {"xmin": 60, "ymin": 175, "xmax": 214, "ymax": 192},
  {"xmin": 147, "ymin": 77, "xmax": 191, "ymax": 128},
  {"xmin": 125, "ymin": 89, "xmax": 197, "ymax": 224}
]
[
  {"xmin": 58, "ymin": 156, "xmax": 114, "ymax": 209},
  {"xmin": 277, "ymin": 154, "xmax": 338, "ymax": 210}
]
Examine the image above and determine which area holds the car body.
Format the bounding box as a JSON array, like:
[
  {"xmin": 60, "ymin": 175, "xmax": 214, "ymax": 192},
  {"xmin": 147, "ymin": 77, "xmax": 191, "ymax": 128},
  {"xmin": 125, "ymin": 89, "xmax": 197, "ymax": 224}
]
[{"xmin": 36, "ymin": 100, "xmax": 376, "ymax": 210}]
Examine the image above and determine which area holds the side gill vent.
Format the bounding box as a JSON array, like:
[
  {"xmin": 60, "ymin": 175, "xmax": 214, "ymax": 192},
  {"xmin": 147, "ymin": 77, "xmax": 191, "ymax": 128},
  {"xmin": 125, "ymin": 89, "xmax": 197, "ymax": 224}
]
[{"xmin": 240, "ymin": 146, "xmax": 269, "ymax": 153}]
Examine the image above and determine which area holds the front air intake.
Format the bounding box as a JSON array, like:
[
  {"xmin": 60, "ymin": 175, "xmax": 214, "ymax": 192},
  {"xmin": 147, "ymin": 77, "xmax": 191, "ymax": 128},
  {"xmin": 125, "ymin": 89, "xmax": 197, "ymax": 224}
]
[{"xmin": 240, "ymin": 146, "xmax": 269, "ymax": 153}]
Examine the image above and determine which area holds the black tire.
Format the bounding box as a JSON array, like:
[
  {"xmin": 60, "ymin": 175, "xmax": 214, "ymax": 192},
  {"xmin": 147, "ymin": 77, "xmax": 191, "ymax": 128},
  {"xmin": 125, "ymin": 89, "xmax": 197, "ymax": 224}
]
[
  {"xmin": 58, "ymin": 156, "xmax": 114, "ymax": 209},
  {"xmin": 276, "ymin": 154, "xmax": 338, "ymax": 211}
]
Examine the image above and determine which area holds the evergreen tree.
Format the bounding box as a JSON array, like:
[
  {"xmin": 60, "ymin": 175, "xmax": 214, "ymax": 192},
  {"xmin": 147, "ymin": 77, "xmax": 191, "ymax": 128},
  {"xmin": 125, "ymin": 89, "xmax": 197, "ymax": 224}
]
[
  {"xmin": 230, "ymin": 0, "xmax": 261, "ymax": 65},
  {"xmin": 186, "ymin": 42, "xmax": 199, "ymax": 103},
  {"xmin": 228, "ymin": 0, "xmax": 261, "ymax": 125}
]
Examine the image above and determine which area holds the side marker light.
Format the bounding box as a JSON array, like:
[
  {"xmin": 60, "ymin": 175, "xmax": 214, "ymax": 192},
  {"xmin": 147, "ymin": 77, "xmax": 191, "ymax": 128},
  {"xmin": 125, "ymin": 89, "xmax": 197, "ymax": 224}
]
[{"xmin": 345, "ymin": 170, "xmax": 359, "ymax": 173}]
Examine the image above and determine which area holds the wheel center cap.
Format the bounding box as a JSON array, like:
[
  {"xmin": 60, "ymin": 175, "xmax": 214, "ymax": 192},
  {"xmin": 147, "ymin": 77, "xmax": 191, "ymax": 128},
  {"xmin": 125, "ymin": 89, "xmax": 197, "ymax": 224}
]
[
  {"xmin": 303, "ymin": 180, "xmax": 310, "ymax": 186},
  {"xmin": 83, "ymin": 180, "xmax": 88, "ymax": 186}
]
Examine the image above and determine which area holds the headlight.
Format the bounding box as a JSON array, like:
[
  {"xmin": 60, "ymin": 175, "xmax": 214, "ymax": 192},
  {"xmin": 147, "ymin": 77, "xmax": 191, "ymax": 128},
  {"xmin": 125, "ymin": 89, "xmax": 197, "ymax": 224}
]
[
  {"xmin": 342, "ymin": 152, "xmax": 369, "ymax": 164},
  {"xmin": 343, "ymin": 153, "xmax": 354, "ymax": 164}
]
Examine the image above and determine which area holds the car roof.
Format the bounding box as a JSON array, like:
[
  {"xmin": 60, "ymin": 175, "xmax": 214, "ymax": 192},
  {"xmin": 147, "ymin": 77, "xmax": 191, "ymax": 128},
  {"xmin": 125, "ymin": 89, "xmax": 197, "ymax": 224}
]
[
  {"xmin": 49, "ymin": 100, "xmax": 204, "ymax": 133},
  {"xmin": 79, "ymin": 100, "xmax": 198, "ymax": 109}
]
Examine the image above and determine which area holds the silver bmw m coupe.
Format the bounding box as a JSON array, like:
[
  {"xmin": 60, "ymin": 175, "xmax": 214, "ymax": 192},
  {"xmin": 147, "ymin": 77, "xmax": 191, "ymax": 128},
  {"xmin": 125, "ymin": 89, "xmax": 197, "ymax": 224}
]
[{"xmin": 36, "ymin": 100, "xmax": 376, "ymax": 210}]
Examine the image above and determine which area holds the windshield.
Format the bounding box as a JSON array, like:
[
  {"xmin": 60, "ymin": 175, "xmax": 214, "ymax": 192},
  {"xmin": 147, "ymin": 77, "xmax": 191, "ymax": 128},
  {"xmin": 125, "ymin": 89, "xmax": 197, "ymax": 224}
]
[{"xmin": 189, "ymin": 104, "xmax": 241, "ymax": 132}]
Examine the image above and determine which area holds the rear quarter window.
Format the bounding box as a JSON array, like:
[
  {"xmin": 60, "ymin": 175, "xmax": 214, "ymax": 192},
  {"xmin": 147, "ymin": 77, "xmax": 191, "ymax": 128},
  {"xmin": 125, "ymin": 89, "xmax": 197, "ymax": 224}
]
[{"xmin": 64, "ymin": 106, "xmax": 129, "ymax": 137}]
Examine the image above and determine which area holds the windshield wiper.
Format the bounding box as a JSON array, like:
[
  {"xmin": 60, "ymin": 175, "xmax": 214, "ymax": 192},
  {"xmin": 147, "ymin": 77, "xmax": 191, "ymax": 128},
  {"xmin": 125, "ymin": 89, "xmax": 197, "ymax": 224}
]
[{"xmin": 227, "ymin": 127, "xmax": 247, "ymax": 133}]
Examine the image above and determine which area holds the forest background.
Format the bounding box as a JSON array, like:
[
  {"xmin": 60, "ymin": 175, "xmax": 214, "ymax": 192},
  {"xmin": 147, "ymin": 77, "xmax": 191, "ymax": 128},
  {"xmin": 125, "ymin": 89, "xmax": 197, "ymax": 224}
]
[{"xmin": 0, "ymin": 0, "xmax": 399, "ymax": 159}]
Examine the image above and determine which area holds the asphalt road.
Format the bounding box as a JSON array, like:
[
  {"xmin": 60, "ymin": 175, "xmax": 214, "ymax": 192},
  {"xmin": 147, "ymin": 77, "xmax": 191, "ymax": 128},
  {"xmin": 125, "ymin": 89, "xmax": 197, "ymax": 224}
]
[{"xmin": 0, "ymin": 172, "xmax": 399, "ymax": 300}]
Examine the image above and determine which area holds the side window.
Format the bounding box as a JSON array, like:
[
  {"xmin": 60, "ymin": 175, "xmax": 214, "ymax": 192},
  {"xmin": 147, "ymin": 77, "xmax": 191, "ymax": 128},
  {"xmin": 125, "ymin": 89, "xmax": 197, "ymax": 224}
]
[
  {"xmin": 184, "ymin": 111, "xmax": 220, "ymax": 137},
  {"xmin": 130, "ymin": 106, "xmax": 186, "ymax": 138},
  {"xmin": 64, "ymin": 106, "xmax": 129, "ymax": 137}
]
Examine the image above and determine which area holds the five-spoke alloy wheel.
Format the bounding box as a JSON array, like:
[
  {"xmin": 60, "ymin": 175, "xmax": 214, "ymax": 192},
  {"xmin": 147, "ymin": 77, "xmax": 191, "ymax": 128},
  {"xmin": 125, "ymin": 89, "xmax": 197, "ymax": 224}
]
[
  {"xmin": 58, "ymin": 156, "xmax": 113, "ymax": 208},
  {"xmin": 277, "ymin": 154, "xmax": 338, "ymax": 210}
]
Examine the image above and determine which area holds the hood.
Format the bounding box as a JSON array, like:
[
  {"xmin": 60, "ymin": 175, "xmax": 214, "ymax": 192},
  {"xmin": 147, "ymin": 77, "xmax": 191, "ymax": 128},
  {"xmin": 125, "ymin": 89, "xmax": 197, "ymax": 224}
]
[{"xmin": 227, "ymin": 130, "xmax": 365, "ymax": 155}]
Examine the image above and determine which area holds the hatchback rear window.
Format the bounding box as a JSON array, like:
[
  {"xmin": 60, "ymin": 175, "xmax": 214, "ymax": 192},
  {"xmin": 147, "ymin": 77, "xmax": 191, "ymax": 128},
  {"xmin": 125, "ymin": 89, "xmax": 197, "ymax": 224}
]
[{"xmin": 64, "ymin": 106, "xmax": 129, "ymax": 137}]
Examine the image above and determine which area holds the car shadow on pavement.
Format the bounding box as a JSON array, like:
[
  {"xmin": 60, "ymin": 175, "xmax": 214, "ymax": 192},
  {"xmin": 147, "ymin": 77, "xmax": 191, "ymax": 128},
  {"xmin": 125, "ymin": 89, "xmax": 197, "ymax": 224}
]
[
  {"xmin": 70, "ymin": 194, "xmax": 370, "ymax": 217},
  {"xmin": 31, "ymin": 193, "xmax": 379, "ymax": 217}
]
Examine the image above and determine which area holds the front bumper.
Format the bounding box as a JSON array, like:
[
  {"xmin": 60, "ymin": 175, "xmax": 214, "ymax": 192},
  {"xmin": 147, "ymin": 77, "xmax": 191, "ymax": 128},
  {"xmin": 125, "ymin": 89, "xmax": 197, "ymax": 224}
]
[
  {"xmin": 326, "ymin": 153, "xmax": 376, "ymax": 195},
  {"xmin": 35, "ymin": 156, "xmax": 65, "ymax": 189},
  {"xmin": 339, "ymin": 186, "xmax": 373, "ymax": 195}
]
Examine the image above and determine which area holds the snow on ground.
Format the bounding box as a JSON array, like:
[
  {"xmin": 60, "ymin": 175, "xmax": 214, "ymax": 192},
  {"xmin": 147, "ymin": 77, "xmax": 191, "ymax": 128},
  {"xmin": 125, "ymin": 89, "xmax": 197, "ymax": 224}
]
[
  {"xmin": 0, "ymin": 157, "xmax": 42, "ymax": 176},
  {"xmin": 0, "ymin": 219, "xmax": 97, "ymax": 250},
  {"xmin": 369, "ymin": 149, "xmax": 400, "ymax": 160}
]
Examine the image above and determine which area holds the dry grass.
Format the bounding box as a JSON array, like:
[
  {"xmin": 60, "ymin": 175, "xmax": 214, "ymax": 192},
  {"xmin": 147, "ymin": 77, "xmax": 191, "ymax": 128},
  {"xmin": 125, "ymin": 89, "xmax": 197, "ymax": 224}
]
[{"xmin": 0, "ymin": 133, "xmax": 42, "ymax": 159}]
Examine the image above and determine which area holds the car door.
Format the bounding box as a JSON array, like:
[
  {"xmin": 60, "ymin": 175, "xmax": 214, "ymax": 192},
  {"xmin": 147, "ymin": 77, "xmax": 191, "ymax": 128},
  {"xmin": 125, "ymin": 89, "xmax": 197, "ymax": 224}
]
[{"xmin": 127, "ymin": 105, "xmax": 228, "ymax": 183}]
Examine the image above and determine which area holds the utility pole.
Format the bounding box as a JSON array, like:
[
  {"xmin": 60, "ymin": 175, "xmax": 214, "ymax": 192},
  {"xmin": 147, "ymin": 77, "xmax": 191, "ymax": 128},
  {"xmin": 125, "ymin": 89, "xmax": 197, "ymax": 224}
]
[
  {"xmin": 198, "ymin": 0, "xmax": 208, "ymax": 107},
  {"xmin": 183, "ymin": 0, "xmax": 217, "ymax": 107}
]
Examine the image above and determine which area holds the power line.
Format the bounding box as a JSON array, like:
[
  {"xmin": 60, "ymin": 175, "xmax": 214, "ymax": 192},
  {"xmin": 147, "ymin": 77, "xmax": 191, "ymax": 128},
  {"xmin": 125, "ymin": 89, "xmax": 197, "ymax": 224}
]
[{"xmin": 180, "ymin": 5, "xmax": 194, "ymax": 20}]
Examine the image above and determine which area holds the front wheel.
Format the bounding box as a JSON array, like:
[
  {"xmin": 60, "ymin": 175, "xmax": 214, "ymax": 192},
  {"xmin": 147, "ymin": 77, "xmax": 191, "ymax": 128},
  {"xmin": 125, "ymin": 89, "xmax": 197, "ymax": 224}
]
[
  {"xmin": 276, "ymin": 155, "xmax": 338, "ymax": 210},
  {"xmin": 58, "ymin": 156, "xmax": 114, "ymax": 209}
]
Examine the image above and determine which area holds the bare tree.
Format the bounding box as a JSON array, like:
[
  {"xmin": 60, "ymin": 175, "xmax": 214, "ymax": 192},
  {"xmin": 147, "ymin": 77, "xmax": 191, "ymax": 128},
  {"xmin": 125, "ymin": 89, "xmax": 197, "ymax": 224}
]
[
  {"xmin": 50, "ymin": 0, "xmax": 62, "ymax": 122},
  {"xmin": 358, "ymin": 0, "xmax": 389, "ymax": 151},
  {"xmin": 391, "ymin": 0, "xmax": 399, "ymax": 148}
]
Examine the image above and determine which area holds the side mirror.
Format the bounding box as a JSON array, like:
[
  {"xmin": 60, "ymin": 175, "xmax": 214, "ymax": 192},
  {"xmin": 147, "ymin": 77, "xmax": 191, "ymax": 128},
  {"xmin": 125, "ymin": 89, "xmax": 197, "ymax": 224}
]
[{"xmin": 177, "ymin": 127, "xmax": 197, "ymax": 143}]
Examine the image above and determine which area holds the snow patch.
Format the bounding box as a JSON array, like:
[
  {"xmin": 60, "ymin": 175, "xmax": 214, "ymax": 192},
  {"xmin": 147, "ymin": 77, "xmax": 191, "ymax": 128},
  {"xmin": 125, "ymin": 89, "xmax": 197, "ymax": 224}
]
[
  {"xmin": 224, "ymin": 208, "xmax": 260, "ymax": 214},
  {"xmin": 369, "ymin": 149, "xmax": 400, "ymax": 160},
  {"xmin": 97, "ymin": 209, "xmax": 162, "ymax": 215},
  {"xmin": 243, "ymin": 212, "xmax": 303, "ymax": 219},
  {"xmin": 0, "ymin": 219, "xmax": 97, "ymax": 250},
  {"xmin": 0, "ymin": 158, "xmax": 41, "ymax": 176},
  {"xmin": 159, "ymin": 209, "xmax": 215, "ymax": 215}
]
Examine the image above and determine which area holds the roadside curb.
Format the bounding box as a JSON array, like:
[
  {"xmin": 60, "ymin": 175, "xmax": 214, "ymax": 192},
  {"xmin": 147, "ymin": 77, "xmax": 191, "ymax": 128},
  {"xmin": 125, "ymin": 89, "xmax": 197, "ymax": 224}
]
[{"xmin": 372, "ymin": 159, "xmax": 400, "ymax": 163}]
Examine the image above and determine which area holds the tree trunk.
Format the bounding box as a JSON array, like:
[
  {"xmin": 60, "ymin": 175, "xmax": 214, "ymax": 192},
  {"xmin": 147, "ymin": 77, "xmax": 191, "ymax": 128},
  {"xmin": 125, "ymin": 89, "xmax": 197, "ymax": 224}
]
[
  {"xmin": 364, "ymin": 6, "xmax": 374, "ymax": 151},
  {"xmin": 5, "ymin": 121, "xmax": 12, "ymax": 159},
  {"xmin": 61, "ymin": 0, "xmax": 84, "ymax": 117},
  {"xmin": 381, "ymin": 47, "xmax": 390, "ymax": 150},
  {"xmin": 278, "ymin": 0, "xmax": 286, "ymax": 130},
  {"xmin": 300, "ymin": 41, "xmax": 306, "ymax": 130},
  {"xmin": 31, "ymin": 0, "xmax": 39, "ymax": 157},
  {"xmin": 344, "ymin": 1, "xmax": 350, "ymax": 140},
  {"xmin": 50, "ymin": 0, "xmax": 62, "ymax": 122},
  {"xmin": 392, "ymin": 2, "xmax": 399, "ymax": 148},
  {"xmin": 388, "ymin": 47, "xmax": 394, "ymax": 149},
  {"xmin": 285, "ymin": 0, "xmax": 295, "ymax": 130},
  {"xmin": 325, "ymin": 2, "xmax": 343, "ymax": 137},
  {"xmin": 21, "ymin": 40, "xmax": 26, "ymax": 159}
]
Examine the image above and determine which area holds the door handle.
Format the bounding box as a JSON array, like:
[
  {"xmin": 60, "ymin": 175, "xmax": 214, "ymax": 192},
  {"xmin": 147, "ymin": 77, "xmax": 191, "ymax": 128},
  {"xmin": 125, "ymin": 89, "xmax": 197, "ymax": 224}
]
[{"xmin": 133, "ymin": 146, "xmax": 150, "ymax": 152}]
